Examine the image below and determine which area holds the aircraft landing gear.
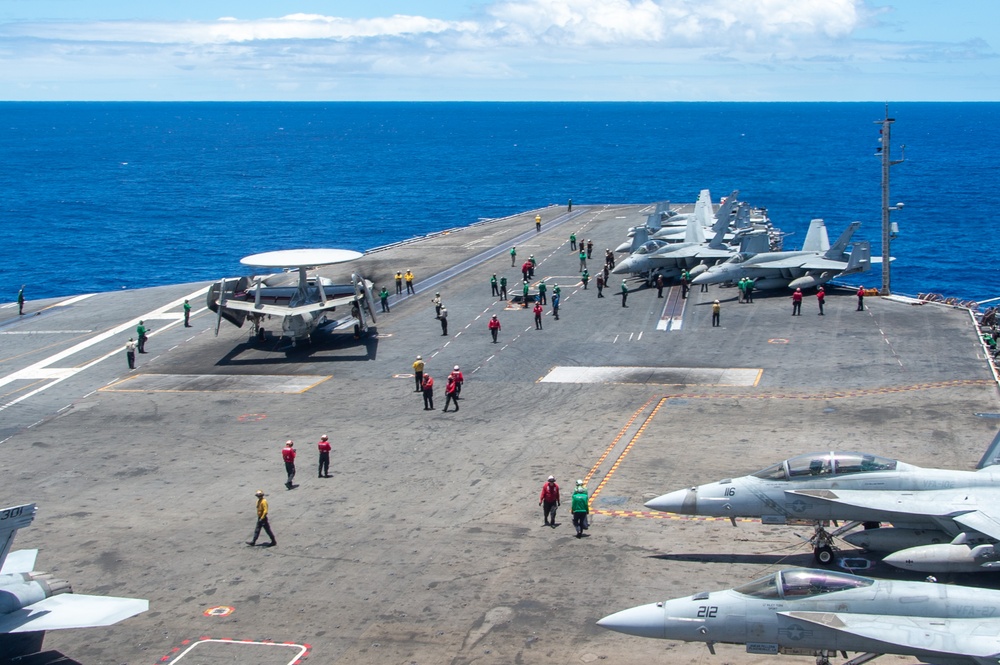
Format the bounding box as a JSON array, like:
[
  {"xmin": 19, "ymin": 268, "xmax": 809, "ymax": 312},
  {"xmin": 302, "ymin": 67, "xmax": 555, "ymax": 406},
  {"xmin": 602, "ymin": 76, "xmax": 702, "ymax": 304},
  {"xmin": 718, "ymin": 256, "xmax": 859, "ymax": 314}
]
[{"xmin": 811, "ymin": 523, "xmax": 837, "ymax": 566}]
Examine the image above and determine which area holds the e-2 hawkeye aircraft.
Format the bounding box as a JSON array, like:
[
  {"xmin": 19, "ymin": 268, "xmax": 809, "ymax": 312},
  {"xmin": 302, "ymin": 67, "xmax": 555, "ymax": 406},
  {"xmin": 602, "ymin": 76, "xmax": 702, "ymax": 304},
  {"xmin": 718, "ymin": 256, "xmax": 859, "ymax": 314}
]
[
  {"xmin": 207, "ymin": 248, "xmax": 376, "ymax": 347},
  {"xmin": 0, "ymin": 503, "xmax": 147, "ymax": 645},
  {"xmin": 599, "ymin": 567, "xmax": 1000, "ymax": 665},
  {"xmin": 645, "ymin": 450, "xmax": 1000, "ymax": 573}
]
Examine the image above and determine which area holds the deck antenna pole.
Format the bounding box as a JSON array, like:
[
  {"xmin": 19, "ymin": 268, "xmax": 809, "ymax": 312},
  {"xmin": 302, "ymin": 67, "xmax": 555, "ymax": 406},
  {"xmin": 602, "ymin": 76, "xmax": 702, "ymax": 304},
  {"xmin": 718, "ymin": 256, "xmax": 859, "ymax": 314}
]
[{"xmin": 876, "ymin": 103, "xmax": 905, "ymax": 295}]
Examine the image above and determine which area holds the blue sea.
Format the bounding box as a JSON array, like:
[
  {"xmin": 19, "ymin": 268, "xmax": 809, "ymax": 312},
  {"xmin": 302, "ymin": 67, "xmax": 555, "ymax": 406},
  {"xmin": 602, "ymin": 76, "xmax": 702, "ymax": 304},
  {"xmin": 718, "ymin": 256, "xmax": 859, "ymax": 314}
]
[{"xmin": 2, "ymin": 102, "xmax": 998, "ymax": 303}]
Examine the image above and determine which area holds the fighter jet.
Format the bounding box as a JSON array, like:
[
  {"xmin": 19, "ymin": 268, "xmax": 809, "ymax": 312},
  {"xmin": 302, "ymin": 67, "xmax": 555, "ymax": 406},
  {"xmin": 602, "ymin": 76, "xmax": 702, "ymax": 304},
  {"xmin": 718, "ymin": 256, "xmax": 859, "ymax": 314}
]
[
  {"xmin": 645, "ymin": 450, "xmax": 1000, "ymax": 573},
  {"xmin": 0, "ymin": 503, "xmax": 148, "ymax": 637},
  {"xmin": 599, "ymin": 567, "xmax": 1000, "ymax": 665},
  {"xmin": 691, "ymin": 220, "xmax": 872, "ymax": 290},
  {"xmin": 611, "ymin": 209, "xmax": 770, "ymax": 281},
  {"xmin": 207, "ymin": 248, "xmax": 376, "ymax": 346}
]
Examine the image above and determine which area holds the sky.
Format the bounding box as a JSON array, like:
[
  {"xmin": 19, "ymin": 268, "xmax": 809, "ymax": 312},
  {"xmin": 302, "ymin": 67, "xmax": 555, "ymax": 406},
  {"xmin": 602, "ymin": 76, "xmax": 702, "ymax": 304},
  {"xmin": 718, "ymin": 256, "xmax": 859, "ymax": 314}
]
[{"xmin": 0, "ymin": 1, "xmax": 996, "ymax": 101}]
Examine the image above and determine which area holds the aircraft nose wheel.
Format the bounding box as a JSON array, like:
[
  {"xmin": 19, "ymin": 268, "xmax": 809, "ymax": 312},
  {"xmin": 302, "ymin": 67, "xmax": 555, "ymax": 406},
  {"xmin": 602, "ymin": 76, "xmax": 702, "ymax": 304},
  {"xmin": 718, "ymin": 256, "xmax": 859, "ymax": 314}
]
[{"xmin": 814, "ymin": 544, "xmax": 835, "ymax": 565}]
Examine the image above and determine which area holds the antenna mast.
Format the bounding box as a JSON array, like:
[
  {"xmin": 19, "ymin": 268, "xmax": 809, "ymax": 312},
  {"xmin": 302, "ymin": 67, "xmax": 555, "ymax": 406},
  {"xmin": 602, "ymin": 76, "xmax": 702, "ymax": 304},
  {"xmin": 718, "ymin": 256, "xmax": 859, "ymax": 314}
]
[{"xmin": 876, "ymin": 103, "xmax": 904, "ymax": 295}]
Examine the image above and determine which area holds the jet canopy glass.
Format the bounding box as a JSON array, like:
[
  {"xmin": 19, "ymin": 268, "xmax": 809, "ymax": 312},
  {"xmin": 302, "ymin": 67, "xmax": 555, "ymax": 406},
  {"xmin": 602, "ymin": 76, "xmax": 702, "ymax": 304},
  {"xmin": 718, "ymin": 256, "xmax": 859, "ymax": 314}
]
[
  {"xmin": 634, "ymin": 241, "xmax": 663, "ymax": 255},
  {"xmin": 735, "ymin": 569, "xmax": 874, "ymax": 600},
  {"xmin": 752, "ymin": 451, "xmax": 897, "ymax": 481}
]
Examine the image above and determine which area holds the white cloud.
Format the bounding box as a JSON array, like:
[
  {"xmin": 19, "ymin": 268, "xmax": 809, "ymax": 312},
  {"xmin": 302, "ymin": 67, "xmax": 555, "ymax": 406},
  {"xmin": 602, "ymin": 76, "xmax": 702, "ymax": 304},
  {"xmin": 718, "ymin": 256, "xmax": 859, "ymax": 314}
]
[
  {"xmin": 0, "ymin": 0, "xmax": 994, "ymax": 100},
  {"xmin": 0, "ymin": 1, "xmax": 869, "ymax": 48}
]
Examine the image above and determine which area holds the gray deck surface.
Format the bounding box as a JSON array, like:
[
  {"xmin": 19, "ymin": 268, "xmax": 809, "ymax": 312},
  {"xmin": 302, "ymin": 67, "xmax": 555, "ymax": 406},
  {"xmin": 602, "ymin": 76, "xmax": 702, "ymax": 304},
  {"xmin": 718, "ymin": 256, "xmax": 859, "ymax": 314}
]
[{"xmin": 1, "ymin": 203, "xmax": 998, "ymax": 665}]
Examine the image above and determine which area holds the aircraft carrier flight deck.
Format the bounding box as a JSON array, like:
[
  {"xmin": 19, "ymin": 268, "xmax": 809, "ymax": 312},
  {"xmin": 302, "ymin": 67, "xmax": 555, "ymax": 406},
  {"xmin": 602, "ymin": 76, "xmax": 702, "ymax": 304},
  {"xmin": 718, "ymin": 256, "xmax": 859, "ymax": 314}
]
[{"xmin": 1, "ymin": 202, "xmax": 998, "ymax": 665}]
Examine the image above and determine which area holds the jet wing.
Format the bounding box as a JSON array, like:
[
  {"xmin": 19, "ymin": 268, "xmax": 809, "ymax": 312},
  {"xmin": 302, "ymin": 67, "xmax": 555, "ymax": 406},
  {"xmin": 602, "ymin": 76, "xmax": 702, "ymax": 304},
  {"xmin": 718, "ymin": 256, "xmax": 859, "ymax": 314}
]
[
  {"xmin": 781, "ymin": 610, "xmax": 1000, "ymax": 662},
  {"xmin": 744, "ymin": 256, "xmax": 846, "ymax": 271},
  {"xmin": 0, "ymin": 594, "xmax": 149, "ymax": 633},
  {"xmin": 0, "ymin": 549, "xmax": 37, "ymax": 574},
  {"xmin": 221, "ymin": 295, "xmax": 357, "ymax": 318},
  {"xmin": 789, "ymin": 488, "xmax": 1000, "ymax": 540}
]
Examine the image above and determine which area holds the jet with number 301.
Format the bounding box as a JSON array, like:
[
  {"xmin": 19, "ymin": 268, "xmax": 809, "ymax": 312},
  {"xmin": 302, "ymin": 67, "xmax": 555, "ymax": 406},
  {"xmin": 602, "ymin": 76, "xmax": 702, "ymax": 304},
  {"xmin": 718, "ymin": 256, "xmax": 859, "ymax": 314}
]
[
  {"xmin": 0, "ymin": 503, "xmax": 147, "ymax": 655},
  {"xmin": 644, "ymin": 450, "xmax": 1000, "ymax": 573},
  {"xmin": 599, "ymin": 567, "xmax": 1000, "ymax": 665}
]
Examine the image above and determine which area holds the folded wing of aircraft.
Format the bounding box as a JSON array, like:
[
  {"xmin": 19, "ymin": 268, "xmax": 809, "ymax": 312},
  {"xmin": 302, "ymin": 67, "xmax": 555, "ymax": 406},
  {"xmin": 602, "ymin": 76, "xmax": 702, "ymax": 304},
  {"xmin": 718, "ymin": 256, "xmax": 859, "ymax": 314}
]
[{"xmin": 0, "ymin": 504, "xmax": 148, "ymax": 636}]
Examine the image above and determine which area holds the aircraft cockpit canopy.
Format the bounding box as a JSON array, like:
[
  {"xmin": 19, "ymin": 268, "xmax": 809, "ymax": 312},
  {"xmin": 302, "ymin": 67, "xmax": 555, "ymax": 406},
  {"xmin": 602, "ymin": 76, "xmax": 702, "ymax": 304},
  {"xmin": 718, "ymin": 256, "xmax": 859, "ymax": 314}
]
[
  {"xmin": 751, "ymin": 451, "xmax": 897, "ymax": 481},
  {"xmin": 634, "ymin": 241, "xmax": 662, "ymax": 255},
  {"xmin": 734, "ymin": 569, "xmax": 873, "ymax": 600}
]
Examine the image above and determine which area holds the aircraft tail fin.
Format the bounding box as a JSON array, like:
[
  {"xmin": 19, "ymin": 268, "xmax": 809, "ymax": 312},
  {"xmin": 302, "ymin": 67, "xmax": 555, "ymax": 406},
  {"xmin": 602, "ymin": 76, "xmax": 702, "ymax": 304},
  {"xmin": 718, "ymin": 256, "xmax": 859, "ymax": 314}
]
[
  {"xmin": 693, "ymin": 189, "xmax": 713, "ymax": 228},
  {"xmin": 801, "ymin": 219, "xmax": 830, "ymax": 253},
  {"xmin": 976, "ymin": 429, "xmax": 1000, "ymax": 470},
  {"xmin": 824, "ymin": 221, "xmax": 862, "ymax": 260},
  {"xmin": 0, "ymin": 505, "xmax": 36, "ymax": 573},
  {"xmin": 841, "ymin": 240, "xmax": 871, "ymax": 275},
  {"xmin": 714, "ymin": 190, "xmax": 738, "ymax": 225},
  {"xmin": 738, "ymin": 231, "xmax": 771, "ymax": 256},
  {"xmin": 630, "ymin": 225, "xmax": 649, "ymax": 252},
  {"xmin": 644, "ymin": 212, "xmax": 662, "ymax": 232},
  {"xmin": 705, "ymin": 191, "xmax": 737, "ymax": 249},
  {"xmin": 684, "ymin": 212, "xmax": 706, "ymax": 245}
]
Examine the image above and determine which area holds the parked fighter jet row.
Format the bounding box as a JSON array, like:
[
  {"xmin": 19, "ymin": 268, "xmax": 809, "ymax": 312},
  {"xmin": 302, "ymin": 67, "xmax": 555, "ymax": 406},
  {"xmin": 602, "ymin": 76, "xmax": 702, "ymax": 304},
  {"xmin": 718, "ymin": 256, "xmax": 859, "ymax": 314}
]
[
  {"xmin": 600, "ymin": 191, "xmax": 1000, "ymax": 665},
  {"xmin": 613, "ymin": 190, "xmax": 876, "ymax": 290}
]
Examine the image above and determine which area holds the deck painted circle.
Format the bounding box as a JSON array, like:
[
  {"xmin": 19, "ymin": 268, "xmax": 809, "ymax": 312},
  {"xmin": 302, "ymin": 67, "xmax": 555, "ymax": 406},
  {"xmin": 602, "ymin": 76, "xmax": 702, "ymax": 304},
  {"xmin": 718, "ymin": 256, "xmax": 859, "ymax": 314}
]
[
  {"xmin": 203, "ymin": 605, "xmax": 234, "ymax": 616},
  {"xmin": 240, "ymin": 249, "xmax": 363, "ymax": 268}
]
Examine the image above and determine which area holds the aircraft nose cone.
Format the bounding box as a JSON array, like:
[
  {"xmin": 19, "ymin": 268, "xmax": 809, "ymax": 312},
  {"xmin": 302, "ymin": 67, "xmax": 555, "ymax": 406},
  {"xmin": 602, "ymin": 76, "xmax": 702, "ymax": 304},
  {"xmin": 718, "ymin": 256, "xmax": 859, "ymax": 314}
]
[
  {"xmin": 597, "ymin": 603, "xmax": 665, "ymax": 639},
  {"xmin": 645, "ymin": 488, "xmax": 695, "ymax": 514},
  {"xmin": 611, "ymin": 261, "xmax": 630, "ymax": 275},
  {"xmin": 689, "ymin": 272, "xmax": 712, "ymax": 285}
]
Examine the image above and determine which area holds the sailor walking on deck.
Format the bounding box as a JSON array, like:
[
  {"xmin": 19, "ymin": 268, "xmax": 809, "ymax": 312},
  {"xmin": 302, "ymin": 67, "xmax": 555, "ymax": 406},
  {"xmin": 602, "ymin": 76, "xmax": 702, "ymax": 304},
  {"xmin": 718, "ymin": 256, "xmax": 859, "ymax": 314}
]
[
  {"xmin": 282, "ymin": 441, "xmax": 297, "ymax": 489},
  {"xmin": 246, "ymin": 490, "xmax": 277, "ymax": 547},
  {"xmin": 488, "ymin": 314, "xmax": 501, "ymax": 342}
]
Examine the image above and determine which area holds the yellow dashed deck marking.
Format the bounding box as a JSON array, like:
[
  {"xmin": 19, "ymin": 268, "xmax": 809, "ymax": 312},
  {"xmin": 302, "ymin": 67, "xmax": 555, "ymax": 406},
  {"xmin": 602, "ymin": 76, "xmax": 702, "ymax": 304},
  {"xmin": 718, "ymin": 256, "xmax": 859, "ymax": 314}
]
[{"xmin": 591, "ymin": 380, "xmax": 995, "ymax": 519}]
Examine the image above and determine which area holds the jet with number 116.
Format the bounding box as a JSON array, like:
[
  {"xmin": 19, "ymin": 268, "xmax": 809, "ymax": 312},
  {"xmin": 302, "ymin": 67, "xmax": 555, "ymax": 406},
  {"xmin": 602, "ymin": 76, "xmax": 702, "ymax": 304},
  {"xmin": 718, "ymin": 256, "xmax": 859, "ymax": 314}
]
[{"xmin": 645, "ymin": 450, "xmax": 1000, "ymax": 573}]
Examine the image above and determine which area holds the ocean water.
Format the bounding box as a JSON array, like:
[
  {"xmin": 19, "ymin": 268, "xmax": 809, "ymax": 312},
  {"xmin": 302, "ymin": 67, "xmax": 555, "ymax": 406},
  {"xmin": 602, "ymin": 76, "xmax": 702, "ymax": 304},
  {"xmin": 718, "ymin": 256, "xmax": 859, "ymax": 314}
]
[{"xmin": 2, "ymin": 102, "xmax": 998, "ymax": 303}]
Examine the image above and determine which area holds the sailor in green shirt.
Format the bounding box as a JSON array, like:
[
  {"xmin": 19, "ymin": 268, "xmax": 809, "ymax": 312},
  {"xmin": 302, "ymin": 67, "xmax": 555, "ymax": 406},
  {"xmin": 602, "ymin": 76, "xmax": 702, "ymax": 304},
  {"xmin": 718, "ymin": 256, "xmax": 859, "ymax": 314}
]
[
  {"xmin": 490, "ymin": 274, "xmax": 499, "ymax": 297},
  {"xmin": 510, "ymin": 246, "xmax": 517, "ymax": 267},
  {"xmin": 620, "ymin": 280, "xmax": 629, "ymax": 308},
  {"xmin": 379, "ymin": 287, "xmax": 390, "ymax": 313},
  {"xmin": 572, "ymin": 480, "xmax": 590, "ymax": 538},
  {"xmin": 499, "ymin": 276, "xmax": 508, "ymax": 300},
  {"xmin": 581, "ymin": 269, "xmax": 590, "ymax": 290},
  {"xmin": 136, "ymin": 320, "xmax": 149, "ymax": 353},
  {"xmin": 570, "ymin": 233, "xmax": 577, "ymax": 251},
  {"xmin": 537, "ymin": 281, "xmax": 547, "ymax": 305},
  {"xmin": 552, "ymin": 284, "xmax": 561, "ymax": 300},
  {"xmin": 183, "ymin": 299, "xmax": 192, "ymax": 327},
  {"xmin": 522, "ymin": 280, "xmax": 530, "ymax": 308}
]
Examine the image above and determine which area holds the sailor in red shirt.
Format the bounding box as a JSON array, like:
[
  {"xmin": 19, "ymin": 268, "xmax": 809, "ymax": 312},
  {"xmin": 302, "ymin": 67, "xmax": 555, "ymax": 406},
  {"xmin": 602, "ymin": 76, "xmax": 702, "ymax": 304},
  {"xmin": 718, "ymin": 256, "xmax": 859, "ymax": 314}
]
[
  {"xmin": 422, "ymin": 374, "xmax": 435, "ymax": 410},
  {"xmin": 317, "ymin": 434, "xmax": 331, "ymax": 478},
  {"xmin": 539, "ymin": 475, "xmax": 561, "ymax": 527},
  {"xmin": 282, "ymin": 440, "xmax": 297, "ymax": 489},
  {"xmin": 816, "ymin": 286, "xmax": 826, "ymax": 315},
  {"xmin": 857, "ymin": 285, "xmax": 865, "ymax": 311},
  {"xmin": 488, "ymin": 314, "xmax": 501, "ymax": 343},
  {"xmin": 448, "ymin": 365, "xmax": 464, "ymax": 399},
  {"xmin": 533, "ymin": 301, "xmax": 544, "ymax": 330},
  {"xmin": 791, "ymin": 288, "xmax": 803, "ymax": 316}
]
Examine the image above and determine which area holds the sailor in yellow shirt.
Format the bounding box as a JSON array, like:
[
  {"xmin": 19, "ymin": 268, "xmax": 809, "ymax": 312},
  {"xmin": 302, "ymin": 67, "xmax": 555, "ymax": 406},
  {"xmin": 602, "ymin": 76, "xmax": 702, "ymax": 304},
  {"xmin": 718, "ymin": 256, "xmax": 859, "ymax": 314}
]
[
  {"xmin": 412, "ymin": 354, "xmax": 425, "ymax": 392},
  {"xmin": 246, "ymin": 490, "xmax": 276, "ymax": 547},
  {"xmin": 404, "ymin": 269, "xmax": 415, "ymax": 294},
  {"xmin": 535, "ymin": 214, "xmax": 542, "ymax": 232}
]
